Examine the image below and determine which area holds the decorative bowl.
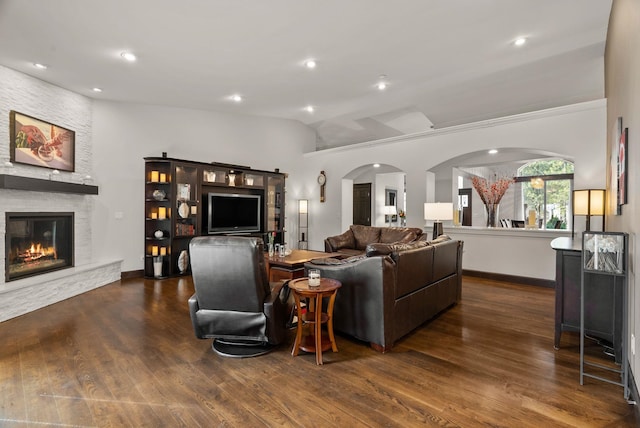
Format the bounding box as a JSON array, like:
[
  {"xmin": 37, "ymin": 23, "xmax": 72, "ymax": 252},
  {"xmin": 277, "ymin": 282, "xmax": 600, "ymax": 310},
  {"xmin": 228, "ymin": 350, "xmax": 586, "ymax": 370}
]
[{"xmin": 152, "ymin": 189, "xmax": 166, "ymax": 200}]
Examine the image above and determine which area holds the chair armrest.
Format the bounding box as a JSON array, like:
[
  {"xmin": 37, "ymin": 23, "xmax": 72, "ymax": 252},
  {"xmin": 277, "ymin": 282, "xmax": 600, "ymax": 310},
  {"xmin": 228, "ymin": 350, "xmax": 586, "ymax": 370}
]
[
  {"xmin": 188, "ymin": 293, "xmax": 205, "ymax": 339},
  {"xmin": 263, "ymin": 281, "xmax": 287, "ymax": 345}
]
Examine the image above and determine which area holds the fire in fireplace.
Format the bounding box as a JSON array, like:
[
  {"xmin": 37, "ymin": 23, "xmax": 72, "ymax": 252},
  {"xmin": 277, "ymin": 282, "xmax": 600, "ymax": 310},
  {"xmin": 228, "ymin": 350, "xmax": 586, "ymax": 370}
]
[{"xmin": 5, "ymin": 212, "xmax": 74, "ymax": 281}]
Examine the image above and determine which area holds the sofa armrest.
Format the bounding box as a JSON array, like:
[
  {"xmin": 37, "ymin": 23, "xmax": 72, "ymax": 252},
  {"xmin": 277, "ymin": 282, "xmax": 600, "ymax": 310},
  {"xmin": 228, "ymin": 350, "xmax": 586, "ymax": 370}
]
[
  {"xmin": 325, "ymin": 229, "xmax": 355, "ymax": 252},
  {"xmin": 304, "ymin": 255, "xmax": 396, "ymax": 349}
]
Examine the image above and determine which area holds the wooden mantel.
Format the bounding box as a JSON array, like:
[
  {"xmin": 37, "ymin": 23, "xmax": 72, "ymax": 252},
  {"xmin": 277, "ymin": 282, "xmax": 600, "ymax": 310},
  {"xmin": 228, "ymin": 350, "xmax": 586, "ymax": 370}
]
[{"xmin": 0, "ymin": 174, "xmax": 98, "ymax": 195}]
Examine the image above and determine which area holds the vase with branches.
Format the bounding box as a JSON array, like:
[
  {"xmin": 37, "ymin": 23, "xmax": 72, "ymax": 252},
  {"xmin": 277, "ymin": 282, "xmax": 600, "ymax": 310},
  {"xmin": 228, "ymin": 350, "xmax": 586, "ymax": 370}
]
[{"xmin": 471, "ymin": 176, "xmax": 514, "ymax": 227}]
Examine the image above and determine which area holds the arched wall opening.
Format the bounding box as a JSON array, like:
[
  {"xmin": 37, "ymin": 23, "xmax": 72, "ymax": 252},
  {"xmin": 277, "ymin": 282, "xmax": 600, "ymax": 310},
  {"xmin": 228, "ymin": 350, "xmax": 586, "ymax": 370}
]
[{"xmin": 341, "ymin": 163, "xmax": 406, "ymax": 230}]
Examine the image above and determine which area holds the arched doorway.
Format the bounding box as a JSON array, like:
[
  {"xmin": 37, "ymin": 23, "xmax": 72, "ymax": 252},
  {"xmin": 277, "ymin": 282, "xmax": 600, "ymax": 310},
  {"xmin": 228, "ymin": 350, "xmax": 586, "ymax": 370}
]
[{"xmin": 342, "ymin": 163, "xmax": 405, "ymax": 228}]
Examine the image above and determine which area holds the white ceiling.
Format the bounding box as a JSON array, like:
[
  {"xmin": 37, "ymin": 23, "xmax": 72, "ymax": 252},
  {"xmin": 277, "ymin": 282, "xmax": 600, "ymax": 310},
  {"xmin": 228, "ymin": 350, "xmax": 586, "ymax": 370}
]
[{"xmin": 0, "ymin": 0, "xmax": 612, "ymax": 149}]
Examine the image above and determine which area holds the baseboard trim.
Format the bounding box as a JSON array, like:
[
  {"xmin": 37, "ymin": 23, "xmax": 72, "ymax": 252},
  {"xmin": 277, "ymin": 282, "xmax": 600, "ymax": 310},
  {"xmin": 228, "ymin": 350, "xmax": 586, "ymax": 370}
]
[
  {"xmin": 121, "ymin": 269, "xmax": 144, "ymax": 279},
  {"xmin": 463, "ymin": 269, "xmax": 555, "ymax": 288}
]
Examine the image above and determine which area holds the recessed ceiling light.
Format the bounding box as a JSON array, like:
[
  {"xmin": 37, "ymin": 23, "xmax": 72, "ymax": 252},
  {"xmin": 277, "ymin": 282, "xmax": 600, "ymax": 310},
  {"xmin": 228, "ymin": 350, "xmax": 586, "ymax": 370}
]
[
  {"xmin": 376, "ymin": 74, "xmax": 388, "ymax": 90},
  {"xmin": 120, "ymin": 52, "xmax": 137, "ymax": 62},
  {"xmin": 304, "ymin": 105, "xmax": 314, "ymax": 113},
  {"xmin": 33, "ymin": 63, "xmax": 47, "ymax": 69},
  {"xmin": 92, "ymin": 87, "xmax": 103, "ymax": 93},
  {"xmin": 304, "ymin": 59, "xmax": 316, "ymax": 69},
  {"xmin": 488, "ymin": 149, "xmax": 498, "ymax": 154},
  {"xmin": 373, "ymin": 163, "xmax": 380, "ymax": 168},
  {"xmin": 230, "ymin": 94, "xmax": 243, "ymax": 102},
  {"xmin": 514, "ymin": 37, "xmax": 526, "ymax": 46}
]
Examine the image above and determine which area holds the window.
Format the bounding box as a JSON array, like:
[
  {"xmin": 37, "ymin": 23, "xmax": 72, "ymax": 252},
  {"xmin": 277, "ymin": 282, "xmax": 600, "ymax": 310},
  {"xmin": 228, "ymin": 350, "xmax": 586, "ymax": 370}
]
[{"xmin": 516, "ymin": 160, "xmax": 574, "ymax": 229}]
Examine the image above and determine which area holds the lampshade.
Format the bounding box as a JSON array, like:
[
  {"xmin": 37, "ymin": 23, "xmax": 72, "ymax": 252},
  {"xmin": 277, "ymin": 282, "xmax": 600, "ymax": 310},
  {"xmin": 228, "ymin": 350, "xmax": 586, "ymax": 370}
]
[
  {"xmin": 573, "ymin": 189, "xmax": 605, "ymax": 216},
  {"xmin": 298, "ymin": 199, "xmax": 308, "ymax": 214},
  {"xmin": 383, "ymin": 205, "xmax": 397, "ymax": 215},
  {"xmin": 424, "ymin": 202, "xmax": 454, "ymax": 221}
]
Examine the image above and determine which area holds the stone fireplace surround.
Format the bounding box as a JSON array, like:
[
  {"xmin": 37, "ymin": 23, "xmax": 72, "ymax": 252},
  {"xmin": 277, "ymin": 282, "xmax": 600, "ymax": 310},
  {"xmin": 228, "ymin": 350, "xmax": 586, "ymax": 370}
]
[{"xmin": 0, "ymin": 179, "xmax": 121, "ymax": 323}]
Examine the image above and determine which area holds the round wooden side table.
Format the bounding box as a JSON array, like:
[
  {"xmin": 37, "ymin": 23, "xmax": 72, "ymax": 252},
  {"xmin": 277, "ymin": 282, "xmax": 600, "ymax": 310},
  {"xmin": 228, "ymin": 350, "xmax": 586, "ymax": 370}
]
[{"xmin": 289, "ymin": 277, "xmax": 342, "ymax": 365}]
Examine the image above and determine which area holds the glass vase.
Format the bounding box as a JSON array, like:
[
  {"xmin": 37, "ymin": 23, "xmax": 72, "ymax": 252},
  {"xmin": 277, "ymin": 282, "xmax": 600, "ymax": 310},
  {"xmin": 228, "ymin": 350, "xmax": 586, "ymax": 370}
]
[{"xmin": 484, "ymin": 203, "xmax": 499, "ymax": 228}]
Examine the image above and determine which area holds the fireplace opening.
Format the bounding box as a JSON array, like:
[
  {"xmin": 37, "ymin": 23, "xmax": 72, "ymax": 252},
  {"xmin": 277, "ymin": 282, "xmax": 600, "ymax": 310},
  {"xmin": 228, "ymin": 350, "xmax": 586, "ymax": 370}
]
[{"xmin": 5, "ymin": 212, "xmax": 74, "ymax": 282}]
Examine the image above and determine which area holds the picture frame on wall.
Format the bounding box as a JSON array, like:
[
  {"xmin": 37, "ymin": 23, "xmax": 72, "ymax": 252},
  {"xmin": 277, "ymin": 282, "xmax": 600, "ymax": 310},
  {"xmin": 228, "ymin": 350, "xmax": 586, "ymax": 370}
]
[
  {"xmin": 9, "ymin": 110, "xmax": 75, "ymax": 172},
  {"xmin": 618, "ymin": 127, "xmax": 628, "ymax": 206},
  {"xmin": 609, "ymin": 117, "xmax": 622, "ymax": 215}
]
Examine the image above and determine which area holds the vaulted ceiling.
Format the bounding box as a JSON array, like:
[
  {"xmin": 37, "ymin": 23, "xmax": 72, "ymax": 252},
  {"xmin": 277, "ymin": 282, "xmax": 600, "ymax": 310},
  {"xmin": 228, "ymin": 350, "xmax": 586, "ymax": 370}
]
[{"xmin": 0, "ymin": 0, "xmax": 612, "ymax": 149}]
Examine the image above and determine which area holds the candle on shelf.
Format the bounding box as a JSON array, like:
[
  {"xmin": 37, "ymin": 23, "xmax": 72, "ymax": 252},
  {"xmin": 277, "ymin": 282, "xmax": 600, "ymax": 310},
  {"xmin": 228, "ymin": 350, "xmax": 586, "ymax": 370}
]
[
  {"xmin": 191, "ymin": 205, "xmax": 197, "ymax": 215},
  {"xmin": 160, "ymin": 247, "xmax": 167, "ymax": 256},
  {"xmin": 150, "ymin": 171, "xmax": 159, "ymax": 182},
  {"xmin": 151, "ymin": 212, "xmax": 158, "ymax": 219},
  {"xmin": 158, "ymin": 207, "xmax": 167, "ymax": 219},
  {"xmin": 160, "ymin": 173, "xmax": 167, "ymax": 182},
  {"xmin": 453, "ymin": 210, "xmax": 460, "ymax": 226},
  {"xmin": 151, "ymin": 246, "xmax": 159, "ymax": 256},
  {"xmin": 528, "ymin": 210, "xmax": 536, "ymax": 227}
]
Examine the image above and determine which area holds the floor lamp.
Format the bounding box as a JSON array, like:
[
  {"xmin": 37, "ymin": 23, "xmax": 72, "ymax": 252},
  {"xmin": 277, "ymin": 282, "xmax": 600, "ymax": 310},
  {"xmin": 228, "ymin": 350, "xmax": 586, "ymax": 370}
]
[
  {"xmin": 424, "ymin": 202, "xmax": 454, "ymax": 239},
  {"xmin": 298, "ymin": 199, "xmax": 308, "ymax": 249}
]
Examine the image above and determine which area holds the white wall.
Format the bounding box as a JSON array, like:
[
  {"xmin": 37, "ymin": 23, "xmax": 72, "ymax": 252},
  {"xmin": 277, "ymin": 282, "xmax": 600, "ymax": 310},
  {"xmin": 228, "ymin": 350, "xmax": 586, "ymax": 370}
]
[
  {"xmin": 1, "ymin": 66, "xmax": 607, "ymax": 280},
  {"xmin": 2, "ymin": 65, "xmax": 606, "ymax": 280},
  {"xmin": 90, "ymin": 101, "xmax": 316, "ymax": 271},
  {"xmin": 604, "ymin": 0, "xmax": 640, "ymax": 398},
  {"xmin": 303, "ymin": 100, "xmax": 607, "ymax": 252}
]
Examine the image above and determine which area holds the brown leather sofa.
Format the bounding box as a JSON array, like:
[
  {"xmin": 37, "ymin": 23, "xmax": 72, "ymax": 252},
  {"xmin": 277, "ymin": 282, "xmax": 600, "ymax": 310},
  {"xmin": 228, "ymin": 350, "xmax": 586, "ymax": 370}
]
[
  {"xmin": 324, "ymin": 224, "xmax": 424, "ymax": 257},
  {"xmin": 306, "ymin": 235, "xmax": 463, "ymax": 352}
]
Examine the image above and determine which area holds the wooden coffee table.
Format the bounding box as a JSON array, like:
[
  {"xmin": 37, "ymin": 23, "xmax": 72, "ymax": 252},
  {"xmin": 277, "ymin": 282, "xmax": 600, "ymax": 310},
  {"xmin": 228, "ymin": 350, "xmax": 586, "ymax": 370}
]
[
  {"xmin": 289, "ymin": 277, "xmax": 342, "ymax": 365},
  {"xmin": 265, "ymin": 249, "xmax": 342, "ymax": 282}
]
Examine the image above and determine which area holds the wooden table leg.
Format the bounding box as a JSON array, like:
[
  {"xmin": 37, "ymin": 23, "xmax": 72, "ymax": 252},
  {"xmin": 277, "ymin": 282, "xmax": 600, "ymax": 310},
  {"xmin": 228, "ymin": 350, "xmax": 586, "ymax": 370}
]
[
  {"xmin": 315, "ymin": 295, "xmax": 323, "ymax": 365},
  {"xmin": 327, "ymin": 290, "xmax": 338, "ymax": 353},
  {"xmin": 291, "ymin": 292, "xmax": 303, "ymax": 357}
]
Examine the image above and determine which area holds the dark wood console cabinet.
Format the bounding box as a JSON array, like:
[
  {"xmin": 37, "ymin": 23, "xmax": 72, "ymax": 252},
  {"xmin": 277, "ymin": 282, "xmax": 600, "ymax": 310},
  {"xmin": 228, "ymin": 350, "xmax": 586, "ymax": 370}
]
[
  {"xmin": 551, "ymin": 237, "xmax": 624, "ymax": 363},
  {"xmin": 144, "ymin": 157, "xmax": 286, "ymax": 278}
]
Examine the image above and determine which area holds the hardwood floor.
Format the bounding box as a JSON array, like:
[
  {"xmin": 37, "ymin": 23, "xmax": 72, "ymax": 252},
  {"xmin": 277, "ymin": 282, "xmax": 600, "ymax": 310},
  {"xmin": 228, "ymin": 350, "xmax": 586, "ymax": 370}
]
[{"xmin": 0, "ymin": 275, "xmax": 637, "ymax": 427}]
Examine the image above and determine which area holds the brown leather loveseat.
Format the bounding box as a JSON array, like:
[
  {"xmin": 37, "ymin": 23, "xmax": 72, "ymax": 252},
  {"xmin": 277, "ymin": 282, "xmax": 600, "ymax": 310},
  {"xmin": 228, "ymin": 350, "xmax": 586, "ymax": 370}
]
[
  {"xmin": 324, "ymin": 224, "xmax": 424, "ymax": 257},
  {"xmin": 307, "ymin": 234, "xmax": 463, "ymax": 352}
]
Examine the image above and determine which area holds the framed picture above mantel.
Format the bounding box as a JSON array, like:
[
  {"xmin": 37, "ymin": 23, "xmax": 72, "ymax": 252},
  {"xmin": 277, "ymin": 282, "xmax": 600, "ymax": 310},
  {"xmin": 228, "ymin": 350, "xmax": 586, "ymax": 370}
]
[{"xmin": 9, "ymin": 110, "xmax": 75, "ymax": 172}]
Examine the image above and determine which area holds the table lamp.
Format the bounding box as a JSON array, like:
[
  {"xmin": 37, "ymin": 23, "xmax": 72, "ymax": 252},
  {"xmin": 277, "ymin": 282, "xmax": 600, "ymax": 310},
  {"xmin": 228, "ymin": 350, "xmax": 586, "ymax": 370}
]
[
  {"xmin": 572, "ymin": 189, "xmax": 605, "ymax": 238},
  {"xmin": 383, "ymin": 205, "xmax": 397, "ymax": 227},
  {"xmin": 424, "ymin": 202, "xmax": 454, "ymax": 239}
]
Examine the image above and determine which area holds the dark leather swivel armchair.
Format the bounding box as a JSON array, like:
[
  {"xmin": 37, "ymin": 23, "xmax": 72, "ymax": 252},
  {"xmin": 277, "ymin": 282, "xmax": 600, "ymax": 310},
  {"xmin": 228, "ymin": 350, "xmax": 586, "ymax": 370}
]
[{"xmin": 188, "ymin": 236, "xmax": 288, "ymax": 357}]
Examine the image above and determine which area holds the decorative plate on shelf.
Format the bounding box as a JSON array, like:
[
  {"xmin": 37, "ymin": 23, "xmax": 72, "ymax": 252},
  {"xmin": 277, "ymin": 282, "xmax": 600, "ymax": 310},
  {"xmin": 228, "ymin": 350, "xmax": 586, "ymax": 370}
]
[{"xmin": 178, "ymin": 202, "xmax": 190, "ymax": 218}]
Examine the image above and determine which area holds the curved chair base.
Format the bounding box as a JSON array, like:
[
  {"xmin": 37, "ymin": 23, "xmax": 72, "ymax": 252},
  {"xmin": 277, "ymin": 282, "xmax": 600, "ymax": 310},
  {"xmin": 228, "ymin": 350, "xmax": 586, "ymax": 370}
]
[{"xmin": 212, "ymin": 339, "xmax": 275, "ymax": 358}]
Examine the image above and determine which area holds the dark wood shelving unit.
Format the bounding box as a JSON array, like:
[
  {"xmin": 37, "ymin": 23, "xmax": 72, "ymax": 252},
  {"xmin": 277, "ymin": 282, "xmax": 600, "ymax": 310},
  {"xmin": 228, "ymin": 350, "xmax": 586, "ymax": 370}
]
[{"xmin": 144, "ymin": 157, "xmax": 285, "ymax": 279}]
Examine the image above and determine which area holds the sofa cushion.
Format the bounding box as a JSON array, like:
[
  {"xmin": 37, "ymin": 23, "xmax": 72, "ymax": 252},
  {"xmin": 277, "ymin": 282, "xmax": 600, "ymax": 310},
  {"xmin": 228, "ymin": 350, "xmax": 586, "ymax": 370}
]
[
  {"xmin": 308, "ymin": 255, "xmax": 367, "ymax": 265},
  {"xmin": 431, "ymin": 239, "xmax": 458, "ymax": 282},
  {"xmin": 336, "ymin": 248, "xmax": 365, "ymax": 257},
  {"xmin": 429, "ymin": 234, "xmax": 451, "ymax": 245},
  {"xmin": 326, "ymin": 229, "xmax": 355, "ymax": 251},
  {"xmin": 379, "ymin": 227, "xmax": 423, "ymax": 244},
  {"xmin": 350, "ymin": 225, "xmax": 381, "ymax": 250},
  {"xmin": 365, "ymin": 240, "xmax": 429, "ymax": 257}
]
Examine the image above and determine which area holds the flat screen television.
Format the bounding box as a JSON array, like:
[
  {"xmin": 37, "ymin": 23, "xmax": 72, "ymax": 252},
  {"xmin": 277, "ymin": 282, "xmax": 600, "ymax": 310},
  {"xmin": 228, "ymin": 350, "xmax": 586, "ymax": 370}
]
[{"xmin": 207, "ymin": 193, "xmax": 261, "ymax": 234}]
